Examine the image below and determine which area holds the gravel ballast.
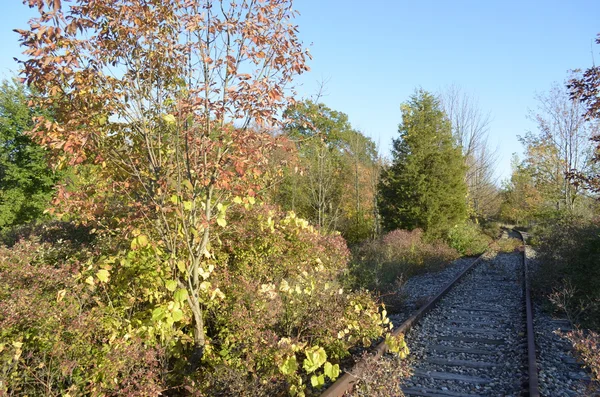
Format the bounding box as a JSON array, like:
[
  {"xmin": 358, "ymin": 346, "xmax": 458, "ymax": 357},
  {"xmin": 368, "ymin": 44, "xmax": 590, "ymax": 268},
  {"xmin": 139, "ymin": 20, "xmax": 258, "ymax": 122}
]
[
  {"xmin": 388, "ymin": 257, "xmax": 475, "ymax": 327},
  {"xmin": 526, "ymin": 244, "xmax": 590, "ymax": 396},
  {"xmin": 400, "ymin": 252, "xmax": 527, "ymax": 397}
]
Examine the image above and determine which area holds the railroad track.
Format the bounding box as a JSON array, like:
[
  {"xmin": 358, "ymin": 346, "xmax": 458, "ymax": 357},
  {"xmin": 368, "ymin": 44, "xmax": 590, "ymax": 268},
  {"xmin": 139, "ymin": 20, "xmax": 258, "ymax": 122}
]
[{"xmin": 321, "ymin": 229, "xmax": 539, "ymax": 397}]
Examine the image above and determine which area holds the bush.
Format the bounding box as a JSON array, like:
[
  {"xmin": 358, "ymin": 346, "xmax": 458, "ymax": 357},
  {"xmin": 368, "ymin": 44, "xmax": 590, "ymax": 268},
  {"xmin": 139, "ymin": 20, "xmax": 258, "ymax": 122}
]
[
  {"xmin": 0, "ymin": 207, "xmax": 397, "ymax": 396},
  {"xmin": 349, "ymin": 351, "xmax": 411, "ymax": 397},
  {"xmin": 200, "ymin": 205, "xmax": 392, "ymax": 396},
  {"xmin": 480, "ymin": 220, "xmax": 502, "ymax": 239},
  {"xmin": 533, "ymin": 216, "xmax": 600, "ymax": 330},
  {"xmin": 349, "ymin": 229, "xmax": 458, "ymax": 297},
  {"xmin": 446, "ymin": 221, "xmax": 491, "ymax": 256},
  {"xmin": 0, "ymin": 238, "xmax": 167, "ymax": 396},
  {"xmin": 567, "ymin": 330, "xmax": 600, "ymax": 394},
  {"xmin": 491, "ymin": 236, "xmax": 522, "ymax": 253}
]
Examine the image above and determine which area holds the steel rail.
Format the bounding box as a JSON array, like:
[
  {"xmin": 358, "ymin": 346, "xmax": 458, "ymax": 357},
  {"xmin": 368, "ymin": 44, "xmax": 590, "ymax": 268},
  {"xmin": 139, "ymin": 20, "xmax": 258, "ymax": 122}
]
[
  {"xmin": 319, "ymin": 250, "xmax": 489, "ymax": 397},
  {"xmin": 515, "ymin": 229, "xmax": 540, "ymax": 397}
]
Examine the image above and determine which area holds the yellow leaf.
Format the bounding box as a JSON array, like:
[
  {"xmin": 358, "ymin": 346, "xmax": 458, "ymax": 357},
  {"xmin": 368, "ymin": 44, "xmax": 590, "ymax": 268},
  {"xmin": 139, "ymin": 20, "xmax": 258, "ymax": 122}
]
[
  {"xmin": 162, "ymin": 114, "xmax": 176, "ymax": 124},
  {"xmin": 216, "ymin": 217, "xmax": 227, "ymax": 227},
  {"xmin": 165, "ymin": 280, "xmax": 177, "ymax": 292},
  {"xmin": 56, "ymin": 289, "xmax": 66, "ymax": 302},
  {"xmin": 96, "ymin": 269, "xmax": 110, "ymax": 283},
  {"xmin": 200, "ymin": 281, "xmax": 211, "ymax": 291},
  {"xmin": 85, "ymin": 276, "xmax": 94, "ymax": 286},
  {"xmin": 131, "ymin": 234, "xmax": 149, "ymax": 250}
]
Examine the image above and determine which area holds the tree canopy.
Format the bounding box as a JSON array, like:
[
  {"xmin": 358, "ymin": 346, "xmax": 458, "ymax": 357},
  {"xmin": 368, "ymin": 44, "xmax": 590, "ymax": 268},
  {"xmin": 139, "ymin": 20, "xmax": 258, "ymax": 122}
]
[
  {"xmin": 0, "ymin": 79, "xmax": 55, "ymax": 229},
  {"xmin": 274, "ymin": 100, "xmax": 379, "ymax": 242},
  {"xmin": 378, "ymin": 89, "xmax": 467, "ymax": 237}
]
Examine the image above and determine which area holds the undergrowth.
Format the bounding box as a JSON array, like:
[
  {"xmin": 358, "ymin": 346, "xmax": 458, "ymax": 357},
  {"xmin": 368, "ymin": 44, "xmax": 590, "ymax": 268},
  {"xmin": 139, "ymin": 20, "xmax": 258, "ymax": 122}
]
[
  {"xmin": 531, "ymin": 216, "xmax": 600, "ymax": 330},
  {"xmin": 348, "ymin": 229, "xmax": 458, "ymax": 312}
]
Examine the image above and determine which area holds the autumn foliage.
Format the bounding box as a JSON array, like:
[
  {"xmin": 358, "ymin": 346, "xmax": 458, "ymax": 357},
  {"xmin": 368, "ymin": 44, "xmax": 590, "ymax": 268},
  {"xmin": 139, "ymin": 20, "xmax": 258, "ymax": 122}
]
[
  {"xmin": 18, "ymin": 0, "xmax": 312, "ymax": 360},
  {"xmin": 1, "ymin": 1, "xmax": 400, "ymax": 396}
]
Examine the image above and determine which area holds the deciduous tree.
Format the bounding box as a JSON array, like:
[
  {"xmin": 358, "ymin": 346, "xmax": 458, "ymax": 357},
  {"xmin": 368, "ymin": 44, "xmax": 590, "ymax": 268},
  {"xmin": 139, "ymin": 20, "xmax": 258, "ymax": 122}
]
[
  {"xmin": 439, "ymin": 85, "xmax": 499, "ymax": 219},
  {"xmin": 569, "ymin": 33, "xmax": 600, "ymax": 194},
  {"xmin": 278, "ymin": 100, "xmax": 378, "ymax": 240},
  {"xmin": 528, "ymin": 79, "xmax": 598, "ymax": 211},
  {"xmin": 18, "ymin": 0, "xmax": 309, "ymax": 362}
]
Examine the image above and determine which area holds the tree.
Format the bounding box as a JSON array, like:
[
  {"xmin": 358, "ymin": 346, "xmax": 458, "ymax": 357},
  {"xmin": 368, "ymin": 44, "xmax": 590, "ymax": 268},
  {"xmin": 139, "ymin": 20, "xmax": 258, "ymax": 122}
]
[
  {"xmin": 500, "ymin": 154, "xmax": 544, "ymax": 225},
  {"xmin": 0, "ymin": 78, "xmax": 55, "ymax": 229},
  {"xmin": 341, "ymin": 128, "xmax": 379, "ymax": 243},
  {"xmin": 527, "ymin": 79, "xmax": 598, "ymax": 211},
  {"xmin": 19, "ymin": 0, "xmax": 309, "ymax": 362},
  {"xmin": 378, "ymin": 89, "xmax": 467, "ymax": 237},
  {"xmin": 569, "ymin": 33, "xmax": 600, "ymax": 194},
  {"xmin": 439, "ymin": 85, "xmax": 499, "ymax": 219},
  {"xmin": 278, "ymin": 100, "xmax": 378, "ymax": 240}
]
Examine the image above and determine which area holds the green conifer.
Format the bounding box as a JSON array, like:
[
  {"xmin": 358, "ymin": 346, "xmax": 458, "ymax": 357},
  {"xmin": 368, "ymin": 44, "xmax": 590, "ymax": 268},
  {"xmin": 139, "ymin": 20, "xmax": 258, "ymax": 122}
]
[{"xmin": 378, "ymin": 89, "xmax": 467, "ymax": 237}]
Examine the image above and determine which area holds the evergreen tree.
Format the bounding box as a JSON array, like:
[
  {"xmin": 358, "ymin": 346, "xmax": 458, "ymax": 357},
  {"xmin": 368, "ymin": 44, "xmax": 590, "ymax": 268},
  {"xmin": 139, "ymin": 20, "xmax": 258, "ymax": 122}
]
[
  {"xmin": 0, "ymin": 79, "xmax": 55, "ymax": 229},
  {"xmin": 378, "ymin": 89, "xmax": 467, "ymax": 237}
]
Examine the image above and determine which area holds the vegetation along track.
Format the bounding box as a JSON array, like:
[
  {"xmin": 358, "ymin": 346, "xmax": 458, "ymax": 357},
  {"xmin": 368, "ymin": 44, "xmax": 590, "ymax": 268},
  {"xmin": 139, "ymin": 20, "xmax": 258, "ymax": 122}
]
[{"xmin": 322, "ymin": 230, "xmax": 540, "ymax": 397}]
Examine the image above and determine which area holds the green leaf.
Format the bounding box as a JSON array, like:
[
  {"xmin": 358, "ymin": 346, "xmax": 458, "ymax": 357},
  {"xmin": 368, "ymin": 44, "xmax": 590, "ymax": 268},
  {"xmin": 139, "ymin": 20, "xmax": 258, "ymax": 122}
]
[
  {"xmin": 303, "ymin": 346, "xmax": 327, "ymax": 373},
  {"xmin": 165, "ymin": 280, "xmax": 177, "ymax": 292},
  {"xmin": 278, "ymin": 355, "xmax": 298, "ymax": 375},
  {"xmin": 310, "ymin": 374, "xmax": 325, "ymax": 388},
  {"xmin": 216, "ymin": 216, "xmax": 227, "ymax": 227},
  {"xmin": 96, "ymin": 269, "xmax": 110, "ymax": 283},
  {"xmin": 174, "ymin": 288, "xmax": 188, "ymax": 302},
  {"xmin": 323, "ymin": 362, "xmax": 340, "ymax": 380},
  {"xmin": 152, "ymin": 307, "xmax": 166, "ymax": 322},
  {"xmin": 171, "ymin": 308, "xmax": 183, "ymax": 322},
  {"xmin": 177, "ymin": 260, "xmax": 186, "ymax": 273}
]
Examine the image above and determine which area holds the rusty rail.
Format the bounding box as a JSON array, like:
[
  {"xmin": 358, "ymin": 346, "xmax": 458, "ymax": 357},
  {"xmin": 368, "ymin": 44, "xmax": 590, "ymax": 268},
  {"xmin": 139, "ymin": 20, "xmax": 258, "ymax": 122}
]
[
  {"xmin": 515, "ymin": 230, "xmax": 540, "ymax": 397},
  {"xmin": 320, "ymin": 251, "xmax": 488, "ymax": 397}
]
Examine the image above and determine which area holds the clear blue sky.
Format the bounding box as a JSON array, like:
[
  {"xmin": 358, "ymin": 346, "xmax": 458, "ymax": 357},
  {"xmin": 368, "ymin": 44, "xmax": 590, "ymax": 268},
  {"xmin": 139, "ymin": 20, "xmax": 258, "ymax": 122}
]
[{"xmin": 2, "ymin": 1, "xmax": 599, "ymax": 182}]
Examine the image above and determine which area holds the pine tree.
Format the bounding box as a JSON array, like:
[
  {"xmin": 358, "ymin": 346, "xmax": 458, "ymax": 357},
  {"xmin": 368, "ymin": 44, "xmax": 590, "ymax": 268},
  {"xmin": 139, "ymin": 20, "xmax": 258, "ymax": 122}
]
[{"xmin": 378, "ymin": 89, "xmax": 467, "ymax": 237}]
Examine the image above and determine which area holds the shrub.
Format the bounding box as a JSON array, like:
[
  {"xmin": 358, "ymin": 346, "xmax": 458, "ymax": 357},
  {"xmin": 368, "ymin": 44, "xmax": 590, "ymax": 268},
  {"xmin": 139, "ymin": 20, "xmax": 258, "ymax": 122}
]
[
  {"xmin": 348, "ymin": 351, "xmax": 411, "ymax": 397},
  {"xmin": 480, "ymin": 220, "xmax": 501, "ymax": 239},
  {"xmin": 446, "ymin": 221, "xmax": 491, "ymax": 256},
  {"xmin": 0, "ymin": 207, "xmax": 397, "ymax": 396},
  {"xmin": 567, "ymin": 330, "xmax": 600, "ymax": 394},
  {"xmin": 532, "ymin": 216, "xmax": 600, "ymax": 329},
  {"xmin": 0, "ymin": 238, "xmax": 167, "ymax": 396},
  {"xmin": 200, "ymin": 205, "xmax": 392, "ymax": 396},
  {"xmin": 490, "ymin": 236, "xmax": 522, "ymax": 253},
  {"xmin": 349, "ymin": 229, "xmax": 458, "ymax": 295}
]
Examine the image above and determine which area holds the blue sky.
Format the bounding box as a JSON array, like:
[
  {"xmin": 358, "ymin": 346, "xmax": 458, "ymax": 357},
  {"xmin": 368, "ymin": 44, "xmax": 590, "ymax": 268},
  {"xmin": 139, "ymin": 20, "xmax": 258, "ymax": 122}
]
[
  {"xmin": 2, "ymin": 1, "xmax": 599, "ymax": 181},
  {"xmin": 291, "ymin": 0, "xmax": 600, "ymax": 181}
]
